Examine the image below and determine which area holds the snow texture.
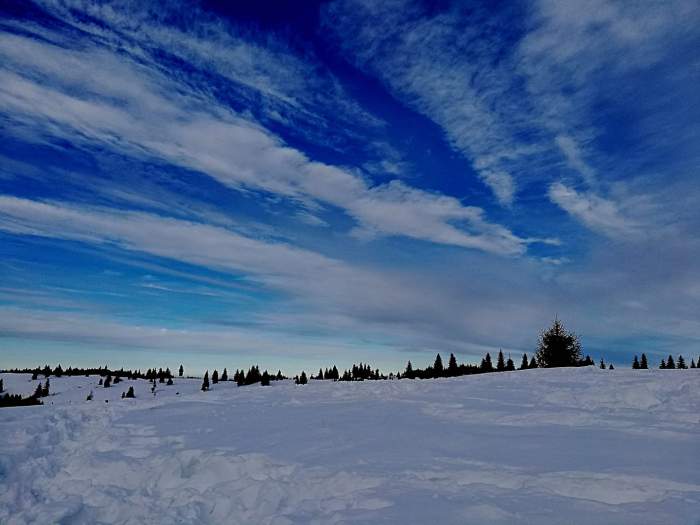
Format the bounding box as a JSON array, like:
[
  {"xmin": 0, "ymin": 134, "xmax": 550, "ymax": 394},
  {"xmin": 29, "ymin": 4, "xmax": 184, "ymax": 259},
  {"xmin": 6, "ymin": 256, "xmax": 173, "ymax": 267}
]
[{"xmin": 0, "ymin": 368, "xmax": 699, "ymax": 524}]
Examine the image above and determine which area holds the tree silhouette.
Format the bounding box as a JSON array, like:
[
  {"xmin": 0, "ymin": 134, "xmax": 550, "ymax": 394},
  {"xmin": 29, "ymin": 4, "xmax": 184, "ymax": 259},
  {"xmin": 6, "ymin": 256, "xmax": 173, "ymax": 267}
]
[
  {"xmin": 261, "ymin": 371, "xmax": 270, "ymax": 386},
  {"xmin": 632, "ymin": 356, "xmax": 640, "ymax": 369},
  {"xmin": 599, "ymin": 359, "xmax": 606, "ymax": 369},
  {"xmin": 179, "ymin": 364, "xmax": 184, "ymax": 377},
  {"xmin": 535, "ymin": 318, "xmax": 582, "ymax": 367},
  {"xmin": 660, "ymin": 358, "xmax": 666, "ymax": 369},
  {"xmin": 212, "ymin": 370, "xmax": 219, "ymax": 384},
  {"xmin": 528, "ymin": 356, "xmax": 537, "ymax": 369},
  {"xmin": 405, "ymin": 361, "xmax": 414, "ymax": 379},
  {"xmin": 480, "ymin": 353, "xmax": 493, "ymax": 372},
  {"xmin": 496, "ymin": 350, "xmax": 506, "ymax": 372},
  {"xmin": 506, "ymin": 355, "xmax": 515, "ymax": 371},
  {"xmin": 448, "ymin": 354, "xmax": 458, "ymax": 376},
  {"xmin": 433, "ymin": 354, "xmax": 444, "ymax": 376},
  {"xmin": 221, "ymin": 368, "xmax": 228, "ymax": 381},
  {"xmin": 519, "ymin": 354, "xmax": 529, "ymax": 370},
  {"xmin": 677, "ymin": 355, "xmax": 686, "ymax": 369},
  {"xmin": 201, "ymin": 371, "xmax": 210, "ymax": 391},
  {"xmin": 666, "ymin": 355, "xmax": 675, "ymax": 369}
]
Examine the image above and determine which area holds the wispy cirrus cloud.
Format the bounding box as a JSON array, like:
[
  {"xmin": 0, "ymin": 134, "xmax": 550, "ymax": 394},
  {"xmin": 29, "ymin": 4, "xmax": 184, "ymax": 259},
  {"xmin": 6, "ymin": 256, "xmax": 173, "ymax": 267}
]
[{"xmin": 0, "ymin": 28, "xmax": 533, "ymax": 255}]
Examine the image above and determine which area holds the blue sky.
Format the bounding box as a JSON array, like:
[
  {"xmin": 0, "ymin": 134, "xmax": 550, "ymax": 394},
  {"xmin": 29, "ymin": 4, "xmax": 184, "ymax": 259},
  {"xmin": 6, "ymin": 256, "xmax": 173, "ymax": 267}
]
[{"xmin": 1, "ymin": 0, "xmax": 699, "ymax": 374}]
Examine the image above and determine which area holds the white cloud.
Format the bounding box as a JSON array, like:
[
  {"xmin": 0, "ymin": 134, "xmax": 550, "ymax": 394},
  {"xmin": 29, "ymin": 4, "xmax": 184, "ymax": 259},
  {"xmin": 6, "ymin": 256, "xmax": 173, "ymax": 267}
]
[
  {"xmin": 0, "ymin": 30, "xmax": 529, "ymax": 255},
  {"xmin": 548, "ymin": 182, "xmax": 639, "ymax": 238}
]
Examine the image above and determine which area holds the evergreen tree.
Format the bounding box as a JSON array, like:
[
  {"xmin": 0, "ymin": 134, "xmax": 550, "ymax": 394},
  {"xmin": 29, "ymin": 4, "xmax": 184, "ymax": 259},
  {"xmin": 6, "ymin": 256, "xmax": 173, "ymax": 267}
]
[
  {"xmin": 632, "ymin": 355, "xmax": 640, "ymax": 369},
  {"xmin": 0, "ymin": 378, "xmax": 3, "ymax": 393},
  {"xmin": 296, "ymin": 371, "xmax": 308, "ymax": 385},
  {"xmin": 31, "ymin": 370, "xmax": 39, "ymax": 380},
  {"xmin": 528, "ymin": 356, "xmax": 537, "ymax": 369},
  {"xmin": 519, "ymin": 354, "xmax": 529, "ymax": 370},
  {"xmin": 677, "ymin": 355, "xmax": 686, "ymax": 369},
  {"xmin": 666, "ymin": 355, "xmax": 676, "ymax": 369},
  {"xmin": 211, "ymin": 369, "xmax": 219, "ymax": 384},
  {"xmin": 481, "ymin": 353, "xmax": 493, "ymax": 372},
  {"xmin": 506, "ymin": 355, "xmax": 515, "ymax": 371},
  {"xmin": 496, "ymin": 350, "xmax": 506, "ymax": 372},
  {"xmin": 318, "ymin": 368, "xmax": 324, "ymax": 380},
  {"xmin": 179, "ymin": 364, "xmax": 184, "ymax": 377},
  {"xmin": 582, "ymin": 355, "xmax": 594, "ymax": 366},
  {"xmin": 599, "ymin": 359, "xmax": 606, "ymax": 369},
  {"xmin": 42, "ymin": 377, "xmax": 50, "ymax": 396},
  {"xmin": 261, "ymin": 371, "xmax": 270, "ymax": 386},
  {"xmin": 236, "ymin": 370, "xmax": 245, "ymax": 387},
  {"xmin": 536, "ymin": 318, "xmax": 582, "ymax": 367},
  {"xmin": 33, "ymin": 382, "xmax": 43, "ymax": 399},
  {"xmin": 221, "ymin": 368, "xmax": 228, "ymax": 382},
  {"xmin": 660, "ymin": 358, "xmax": 666, "ymax": 369},
  {"xmin": 125, "ymin": 386, "xmax": 135, "ymax": 398},
  {"xmin": 405, "ymin": 361, "xmax": 414, "ymax": 379},
  {"xmin": 331, "ymin": 366, "xmax": 339, "ymax": 380},
  {"xmin": 433, "ymin": 354, "xmax": 444, "ymax": 376},
  {"xmin": 608, "ymin": 363, "xmax": 614, "ymax": 370},
  {"xmin": 167, "ymin": 377, "xmax": 173, "ymax": 385},
  {"xmin": 277, "ymin": 370, "xmax": 284, "ymax": 380},
  {"xmin": 121, "ymin": 392, "xmax": 125, "ymax": 399},
  {"xmin": 201, "ymin": 371, "xmax": 210, "ymax": 391},
  {"xmin": 86, "ymin": 391, "xmax": 93, "ymax": 401},
  {"xmin": 113, "ymin": 375, "xmax": 121, "ymax": 384},
  {"xmin": 448, "ymin": 353, "xmax": 458, "ymax": 376}
]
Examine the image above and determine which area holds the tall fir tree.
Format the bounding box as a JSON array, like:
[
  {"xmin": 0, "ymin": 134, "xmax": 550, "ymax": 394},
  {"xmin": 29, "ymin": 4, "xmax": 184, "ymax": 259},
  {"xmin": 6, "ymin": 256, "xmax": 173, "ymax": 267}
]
[
  {"xmin": 536, "ymin": 318, "xmax": 582, "ymax": 367},
  {"xmin": 433, "ymin": 354, "xmax": 444, "ymax": 376},
  {"xmin": 677, "ymin": 355, "xmax": 686, "ymax": 369},
  {"xmin": 666, "ymin": 355, "xmax": 675, "ymax": 369},
  {"xmin": 639, "ymin": 353, "xmax": 648, "ymax": 369},
  {"xmin": 212, "ymin": 370, "xmax": 219, "ymax": 384},
  {"xmin": 660, "ymin": 358, "xmax": 666, "ymax": 369},
  {"xmin": 496, "ymin": 350, "xmax": 506, "ymax": 371},
  {"xmin": 632, "ymin": 355, "xmax": 640, "ymax": 369},
  {"xmin": 528, "ymin": 356, "xmax": 537, "ymax": 369},
  {"xmin": 520, "ymin": 354, "xmax": 529, "ymax": 370},
  {"xmin": 405, "ymin": 361, "xmax": 414, "ymax": 379},
  {"xmin": 201, "ymin": 371, "xmax": 210, "ymax": 391},
  {"xmin": 448, "ymin": 353, "xmax": 458, "ymax": 376},
  {"xmin": 481, "ymin": 353, "xmax": 493, "ymax": 372},
  {"xmin": 599, "ymin": 359, "xmax": 606, "ymax": 369},
  {"xmin": 506, "ymin": 355, "xmax": 515, "ymax": 371},
  {"xmin": 221, "ymin": 368, "xmax": 228, "ymax": 381},
  {"xmin": 179, "ymin": 364, "xmax": 184, "ymax": 377},
  {"xmin": 261, "ymin": 371, "xmax": 270, "ymax": 386}
]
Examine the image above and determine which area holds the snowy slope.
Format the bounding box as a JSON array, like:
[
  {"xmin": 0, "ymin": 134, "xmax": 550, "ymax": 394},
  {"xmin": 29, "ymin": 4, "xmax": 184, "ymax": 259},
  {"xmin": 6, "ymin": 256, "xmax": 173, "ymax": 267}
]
[{"xmin": 0, "ymin": 368, "xmax": 698, "ymax": 524}]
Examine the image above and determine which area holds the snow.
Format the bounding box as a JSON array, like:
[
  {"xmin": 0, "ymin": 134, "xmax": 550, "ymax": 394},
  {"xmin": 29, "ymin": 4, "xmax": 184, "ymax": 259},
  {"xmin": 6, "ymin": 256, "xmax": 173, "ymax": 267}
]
[{"xmin": 1, "ymin": 368, "xmax": 698, "ymax": 524}]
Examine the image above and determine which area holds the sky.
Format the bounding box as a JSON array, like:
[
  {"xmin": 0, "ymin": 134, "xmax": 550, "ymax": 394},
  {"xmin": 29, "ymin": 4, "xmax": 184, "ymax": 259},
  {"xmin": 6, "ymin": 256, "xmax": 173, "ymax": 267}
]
[{"xmin": 1, "ymin": 0, "xmax": 699, "ymax": 374}]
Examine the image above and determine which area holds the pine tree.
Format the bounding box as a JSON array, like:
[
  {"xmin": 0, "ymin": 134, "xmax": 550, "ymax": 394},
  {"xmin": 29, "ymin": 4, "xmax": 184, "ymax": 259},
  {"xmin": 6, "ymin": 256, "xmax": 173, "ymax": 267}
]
[
  {"xmin": 125, "ymin": 386, "xmax": 135, "ymax": 398},
  {"xmin": 42, "ymin": 377, "xmax": 50, "ymax": 396},
  {"xmin": 104, "ymin": 375, "xmax": 112, "ymax": 388},
  {"xmin": 448, "ymin": 354, "xmax": 458, "ymax": 376},
  {"xmin": 236, "ymin": 370, "xmax": 245, "ymax": 386},
  {"xmin": 632, "ymin": 355, "xmax": 640, "ymax": 369},
  {"xmin": 34, "ymin": 382, "xmax": 43, "ymax": 398},
  {"xmin": 528, "ymin": 356, "xmax": 537, "ymax": 369},
  {"xmin": 0, "ymin": 378, "xmax": 3, "ymax": 393},
  {"xmin": 121, "ymin": 392, "xmax": 126, "ymax": 399},
  {"xmin": 212, "ymin": 370, "xmax": 219, "ymax": 384},
  {"xmin": 519, "ymin": 354, "xmax": 529, "ymax": 370},
  {"xmin": 221, "ymin": 368, "xmax": 228, "ymax": 382},
  {"xmin": 318, "ymin": 368, "xmax": 324, "ymax": 380},
  {"xmin": 167, "ymin": 377, "xmax": 173, "ymax": 385},
  {"xmin": 677, "ymin": 355, "xmax": 686, "ymax": 369},
  {"xmin": 261, "ymin": 371, "xmax": 270, "ymax": 386},
  {"xmin": 666, "ymin": 355, "xmax": 675, "ymax": 369},
  {"xmin": 608, "ymin": 363, "xmax": 614, "ymax": 370},
  {"xmin": 433, "ymin": 354, "xmax": 444, "ymax": 376},
  {"xmin": 201, "ymin": 371, "xmax": 210, "ymax": 391},
  {"xmin": 481, "ymin": 353, "xmax": 493, "ymax": 372},
  {"xmin": 496, "ymin": 350, "xmax": 506, "ymax": 372},
  {"xmin": 660, "ymin": 358, "xmax": 666, "ymax": 369},
  {"xmin": 536, "ymin": 318, "xmax": 582, "ymax": 367},
  {"xmin": 277, "ymin": 370, "xmax": 284, "ymax": 380},
  {"xmin": 506, "ymin": 355, "xmax": 515, "ymax": 371},
  {"xmin": 179, "ymin": 364, "xmax": 184, "ymax": 377},
  {"xmin": 599, "ymin": 359, "xmax": 606, "ymax": 369},
  {"xmin": 296, "ymin": 371, "xmax": 308, "ymax": 385},
  {"xmin": 405, "ymin": 361, "xmax": 414, "ymax": 379},
  {"xmin": 86, "ymin": 391, "xmax": 93, "ymax": 401}
]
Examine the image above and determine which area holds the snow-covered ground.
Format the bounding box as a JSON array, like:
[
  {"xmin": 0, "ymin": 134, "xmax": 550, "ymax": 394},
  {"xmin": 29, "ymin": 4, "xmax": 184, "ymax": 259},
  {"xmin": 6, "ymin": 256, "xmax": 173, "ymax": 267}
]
[{"xmin": 0, "ymin": 368, "xmax": 698, "ymax": 524}]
